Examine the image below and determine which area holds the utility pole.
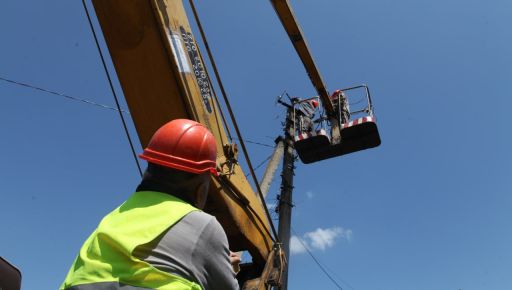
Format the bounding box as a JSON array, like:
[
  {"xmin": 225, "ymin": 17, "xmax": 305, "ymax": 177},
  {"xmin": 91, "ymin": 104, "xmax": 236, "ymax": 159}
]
[
  {"xmin": 260, "ymin": 137, "xmax": 285, "ymax": 198},
  {"xmin": 277, "ymin": 105, "xmax": 296, "ymax": 290}
]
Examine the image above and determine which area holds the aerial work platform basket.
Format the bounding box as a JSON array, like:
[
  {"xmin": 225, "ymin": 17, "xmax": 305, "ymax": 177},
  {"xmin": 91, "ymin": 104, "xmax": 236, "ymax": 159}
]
[{"xmin": 293, "ymin": 85, "xmax": 381, "ymax": 164}]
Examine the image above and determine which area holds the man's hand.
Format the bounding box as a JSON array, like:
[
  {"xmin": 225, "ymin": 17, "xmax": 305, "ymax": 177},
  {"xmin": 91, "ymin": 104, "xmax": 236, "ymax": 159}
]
[{"xmin": 229, "ymin": 251, "xmax": 241, "ymax": 274}]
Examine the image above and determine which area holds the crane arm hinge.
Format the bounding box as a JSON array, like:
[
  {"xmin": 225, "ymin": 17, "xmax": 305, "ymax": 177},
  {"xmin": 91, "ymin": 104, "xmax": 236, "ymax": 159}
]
[{"xmin": 241, "ymin": 243, "xmax": 286, "ymax": 290}]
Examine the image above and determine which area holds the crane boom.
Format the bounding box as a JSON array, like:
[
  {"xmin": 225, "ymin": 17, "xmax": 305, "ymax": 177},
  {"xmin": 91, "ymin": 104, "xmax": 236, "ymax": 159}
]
[
  {"xmin": 90, "ymin": 0, "xmax": 273, "ymax": 269},
  {"xmin": 269, "ymin": 0, "xmax": 335, "ymax": 115}
]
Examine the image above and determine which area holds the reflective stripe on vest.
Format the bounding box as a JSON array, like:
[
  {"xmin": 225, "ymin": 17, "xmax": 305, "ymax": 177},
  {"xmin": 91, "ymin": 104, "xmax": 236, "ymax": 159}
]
[{"xmin": 61, "ymin": 191, "xmax": 202, "ymax": 290}]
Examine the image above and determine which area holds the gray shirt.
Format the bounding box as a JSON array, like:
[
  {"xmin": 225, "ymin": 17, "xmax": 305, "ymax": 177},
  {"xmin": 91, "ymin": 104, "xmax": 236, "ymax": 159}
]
[{"xmin": 133, "ymin": 211, "xmax": 239, "ymax": 290}]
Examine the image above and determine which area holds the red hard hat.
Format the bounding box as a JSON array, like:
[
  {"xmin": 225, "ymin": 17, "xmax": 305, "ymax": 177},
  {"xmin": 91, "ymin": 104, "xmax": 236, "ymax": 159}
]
[
  {"xmin": 310, "ymin": 99, "xmax": 319, "ymax": 108},
  {"xmin": 330, "ymin": 90, "xmax": 343, "ymax": 100},
  {"xmin": 139, "ymin": 119, "xmax": 218, "ymax": 176}
]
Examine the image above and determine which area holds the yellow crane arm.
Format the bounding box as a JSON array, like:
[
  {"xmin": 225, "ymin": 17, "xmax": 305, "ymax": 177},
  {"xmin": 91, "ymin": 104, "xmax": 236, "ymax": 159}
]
[
  {"xmin": 91, "ymin": 0, "xmax": 273, "ymax": 267},
  {"xmin": 269, "ymin": 0, "xmax": 335, "ymax": 115}
]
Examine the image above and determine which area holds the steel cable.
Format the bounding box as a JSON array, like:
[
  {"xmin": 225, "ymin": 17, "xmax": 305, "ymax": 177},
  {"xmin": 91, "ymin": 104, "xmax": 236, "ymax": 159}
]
[
  {"xmin": 189, "ymin": 0, "xmax": 279, "ymax": 241},
  {"xmin": 81, "ymin": 0, "xmax": 143, "ymax": 177}
]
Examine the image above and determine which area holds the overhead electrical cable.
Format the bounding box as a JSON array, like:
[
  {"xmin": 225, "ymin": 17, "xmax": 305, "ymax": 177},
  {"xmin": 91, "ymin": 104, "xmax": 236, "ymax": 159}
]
[
  {"xmin": 253, "ymin": 154, "xmax": 273, "ymax": 173},
  {"xmin": 0, "ymin": 76, "xmax": 129, "ymax": 114},
  {"xmin": 245, "ymin": 153, "xmax": 274, "ymax": 177},
  {"xmin": 189, "ymin": 0, "xmax": 279, "ymax": 241},
  {"xmin": 291, "ymin": 227, "xmax": 352, "ymax": 290},
  {"xmin": 81, "ymin": 0, "xmax": 143, "ymax": 177},
  {"xmin": 234, "ymin": 138, "xmax": 275, "ymax": 149},
  {"xmin": 322, "ymin": 263, "xmax": 356, "ymax": 290}
]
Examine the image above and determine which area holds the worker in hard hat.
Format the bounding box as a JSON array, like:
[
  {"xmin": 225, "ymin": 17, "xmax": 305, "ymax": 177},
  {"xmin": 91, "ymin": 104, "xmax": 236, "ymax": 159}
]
[
  {"xmin": 297, "ymin": 98, "xmax": 319, "ymax": 133},
  {"xmin": 61, "ymin": 119, "xmax": 240, "ymax": 290},
  {"xmin": 330, "ymin": 90, "xmax": 350, "ymax": 124}
]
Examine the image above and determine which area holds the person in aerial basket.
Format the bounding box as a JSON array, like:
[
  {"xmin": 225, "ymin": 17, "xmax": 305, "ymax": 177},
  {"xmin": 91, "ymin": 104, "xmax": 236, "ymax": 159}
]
[
  {"xmin": 298, "ymin": 99, "xmax": 319, "ymax": 133},
  {"xmin": 61, "ymin": 119, "xmax": 240, "ymax": 290},
  {"xmin": 330, "ymin": 90, "xmax": 350, "ymax": 124}
]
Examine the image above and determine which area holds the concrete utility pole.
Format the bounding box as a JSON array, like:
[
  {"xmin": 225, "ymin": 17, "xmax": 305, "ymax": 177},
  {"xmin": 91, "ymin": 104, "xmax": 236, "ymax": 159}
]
[
  {"xmin": 260, "ymin": 137, "xmax": 285, "ymax": 198},
  {"xmin": 277, "ymin": 106, "xmax": 296, "ymax": 290}
]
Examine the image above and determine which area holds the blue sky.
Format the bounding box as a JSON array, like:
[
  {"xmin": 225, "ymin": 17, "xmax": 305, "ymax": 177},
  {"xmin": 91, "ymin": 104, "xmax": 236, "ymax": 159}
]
[{"xmin": 1, "ymin": 1, "xmax": 512, "ymax": 290}]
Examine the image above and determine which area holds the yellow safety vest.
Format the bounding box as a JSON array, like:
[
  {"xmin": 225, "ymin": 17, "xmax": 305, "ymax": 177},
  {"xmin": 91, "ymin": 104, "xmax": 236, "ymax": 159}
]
[{"xmin": 61, "ymin": 191, "xmax": 202, "ymax": 290}]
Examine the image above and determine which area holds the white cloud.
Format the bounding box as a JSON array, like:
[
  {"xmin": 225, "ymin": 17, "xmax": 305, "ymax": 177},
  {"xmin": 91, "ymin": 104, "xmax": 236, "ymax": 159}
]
[
  {"xmin": 290, "ymin": 226, "xmax": 352, "ymax": 255},
  {"xmin": 290, "ymin": 235, "xmax": 307, "ymax": 254},
  {"xmin": 305, "ymin": 227, "xmax": 350, "ymax": 250}
]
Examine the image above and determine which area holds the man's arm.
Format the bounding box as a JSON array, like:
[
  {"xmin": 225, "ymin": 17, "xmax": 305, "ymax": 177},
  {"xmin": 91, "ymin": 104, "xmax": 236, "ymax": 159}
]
[
  {"xmin": 133, "ymin": 211, "xmax": 240, "ymax": 290},
  {"xmin": 194, "ymin": 217, "xmax": 240, "ymax": 290}
]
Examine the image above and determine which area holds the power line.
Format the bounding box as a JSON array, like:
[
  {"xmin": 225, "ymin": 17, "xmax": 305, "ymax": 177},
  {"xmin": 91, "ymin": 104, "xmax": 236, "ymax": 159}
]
[
  {"xmin": 291, "ymin": 227, "xmax": 351, "ymax": 290},
  {"xmin": 323, "ymin": 262, "xmax": 357, "ymax": 290},
  {"xmin": 81, "ymin": 0, "xmax": 143, "ymax": 177},
  {"xmin": 0, "ymin": 76, "xmax": 129, "ymax": 114},
  {"xmin": 253, "ymin": 154, "xmax": 273, "ymax": 172},
  {"xmin": 245, "ymin": 153, "xmax": 273, "ymax": 177},
  {"xmin": 233, "ymin": 138, "xmax": 274, "ymax": 148}
]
